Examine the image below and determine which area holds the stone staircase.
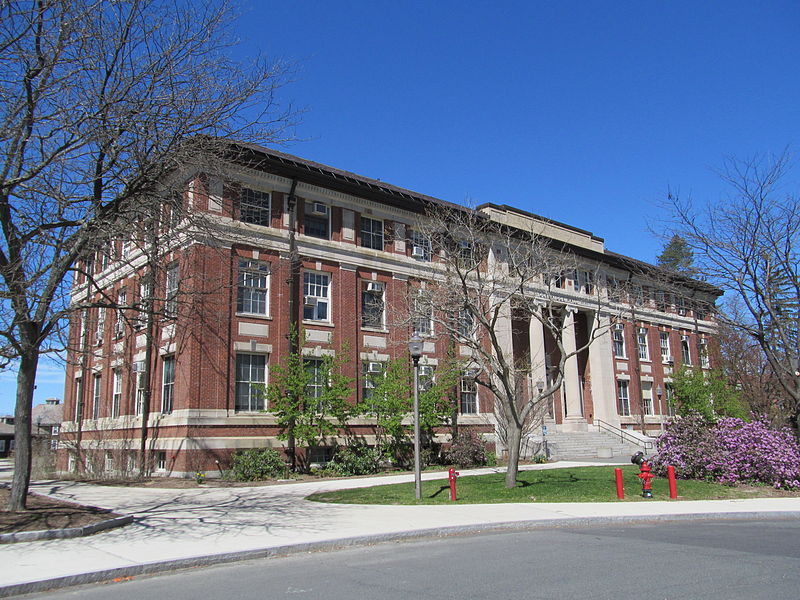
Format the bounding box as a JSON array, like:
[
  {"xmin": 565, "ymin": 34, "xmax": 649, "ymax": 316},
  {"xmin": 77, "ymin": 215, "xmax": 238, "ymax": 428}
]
[{"xmin": 538, "ymin": 430, "xmax": 644, "ymax": 460}]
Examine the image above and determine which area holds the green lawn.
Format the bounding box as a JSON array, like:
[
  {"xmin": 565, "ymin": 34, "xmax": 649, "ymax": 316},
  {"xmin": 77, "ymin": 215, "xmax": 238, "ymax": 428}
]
[{"xmin": 307, "ymin": 465, "xmax": 767, "ymax": 505}]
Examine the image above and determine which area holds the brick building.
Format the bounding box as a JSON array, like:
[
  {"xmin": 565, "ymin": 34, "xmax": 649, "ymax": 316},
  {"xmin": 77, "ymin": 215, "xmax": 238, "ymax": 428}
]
[{"xmin": 58, "ymin": 142, "xmax": 720, "ymax": 477}]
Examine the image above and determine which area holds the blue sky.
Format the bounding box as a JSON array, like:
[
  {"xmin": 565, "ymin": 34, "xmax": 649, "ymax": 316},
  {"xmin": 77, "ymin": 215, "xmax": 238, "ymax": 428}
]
[{"xmin": 2, "ymin": 0, "xmax": 798, "ymax": 415}]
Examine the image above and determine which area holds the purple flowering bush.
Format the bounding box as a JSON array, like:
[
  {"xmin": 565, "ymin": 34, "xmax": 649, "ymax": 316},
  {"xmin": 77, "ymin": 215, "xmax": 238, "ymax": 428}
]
[{"xmin": 652, "ymin": 412, "xmax": 800, "ymax": 489}]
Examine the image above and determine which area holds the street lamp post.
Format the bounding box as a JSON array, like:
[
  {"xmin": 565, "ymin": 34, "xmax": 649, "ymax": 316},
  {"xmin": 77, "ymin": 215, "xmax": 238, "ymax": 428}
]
[
  {"xmin": 408, "ymin": 333, "xmax": 424, "ymax": 501},
  {"xmin": 656, "ymin": 385, "xmax": 664, "ymax": 433},
  {"xmin": 536, "ymin": 380, "xmax": 548, "ymax": 457}
]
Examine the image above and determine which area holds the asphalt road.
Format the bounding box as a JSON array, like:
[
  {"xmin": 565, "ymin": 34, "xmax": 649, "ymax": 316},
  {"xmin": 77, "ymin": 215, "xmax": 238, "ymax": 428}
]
[{"xmin": 27, "ymin": 518, "xmax": 800, "ymax": 600}]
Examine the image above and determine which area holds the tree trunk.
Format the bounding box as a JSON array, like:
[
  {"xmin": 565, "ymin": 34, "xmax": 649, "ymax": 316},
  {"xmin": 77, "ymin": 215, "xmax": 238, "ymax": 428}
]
[
  {"xmin": 504, "ymin": 421, "xmax": 523, "ymax": 488},
  {"xmin": 9, "ymin": 350, "xmax": 39, "ymax": 511}
]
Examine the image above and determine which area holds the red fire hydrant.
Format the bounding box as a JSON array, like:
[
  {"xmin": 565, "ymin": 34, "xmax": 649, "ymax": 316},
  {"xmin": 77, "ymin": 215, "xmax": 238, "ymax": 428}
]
[
  {"xmin": 637, "ymin": 462, "xmax": 654, "ymax": 498},
  {"xmin": 448, "ymin": 467, "xmax": 460, "ymax": 501}
]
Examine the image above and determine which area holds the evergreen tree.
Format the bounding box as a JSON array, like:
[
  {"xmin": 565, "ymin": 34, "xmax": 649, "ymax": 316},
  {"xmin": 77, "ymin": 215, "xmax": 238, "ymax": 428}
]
[{"xmin": 657, "ymin": 234, "xmax": 697, "ymax": 276}]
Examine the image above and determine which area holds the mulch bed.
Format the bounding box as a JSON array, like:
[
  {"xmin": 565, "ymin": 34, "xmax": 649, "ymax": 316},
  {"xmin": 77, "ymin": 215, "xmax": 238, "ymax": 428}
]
[{"xmin": 0, "ymin": 487, "xmax": 120, "ymax": 534}]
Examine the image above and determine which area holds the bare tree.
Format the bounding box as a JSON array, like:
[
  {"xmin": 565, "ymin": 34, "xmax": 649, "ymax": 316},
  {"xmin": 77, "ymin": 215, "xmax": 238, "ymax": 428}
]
[
  {"xmin": 0, "ymin": 0, "xmax": 295, "ymax": 510},
  {"xmin": 666, "ymin": 153, "xmax": 800, "ymax": 432},
  {"xmin": 411, "ymin": 206, "xmax": 613, "ymax": 488}
]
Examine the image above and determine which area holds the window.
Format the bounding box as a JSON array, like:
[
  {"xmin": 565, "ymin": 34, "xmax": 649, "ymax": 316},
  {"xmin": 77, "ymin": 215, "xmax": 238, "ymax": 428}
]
[
  {"xmin": 305, "ymin": 358, "xmax": 325, "ymax": 411},
  {"xmin": 665, "ymin": 384, "xmax": 675, "ymax": 416},
  {"xmin": 677, "ymin": 296, "xmax": 687, "ymax": 316},
  {"xmin": 95, "ymin": 307, "xmax": 106, "ymax": 345},
  {"xmin": 237, "ymin": 260, "xmax": 270, "ymax": 315},
  {"xmin": 660, "ymin": 332, "xmax": 671, "ymax": 363},
  {"xmin": 135, "ymin": 369, "xmax": 146, "ymax": 416},
  {"xmin": 362, "ymin": 361, "xmax": 384, "ymax": 401},
  {"xmin": 642, "ymin": 382, "xmax": 653, "ymax": 415},
  {"xmin": 304, "ymin": 201, "xmax": 329, "ymax": 239},
  {"xmin": 303, "ymin": 272, "xmax": 330, "ymax": 321},
  {"xmin": 235, "ymin": 353, "xmax": 266, "ymax": 412},
  {"xmin": 617, "ymin": 380, "xmax": 630, "ymax": 416},
  {"xmin": 239, "ymin": 188, "xmax": 271, "ymax": 226},
  {"xmin": 655, "ymin": 290, "xmax": 668, "ymax": 312},
  {"xmin": 360, "ymin": 216, "xmax": 384, "ymax": 250},
  {"xmin": 135, "ymin": 278, "xmax": 152, "ymax": 330},
  {"xmin": 633, "ymin": 285, "xmax": 644, "ymax": 306},
  {"xmin": 681, "ymin": 335, "xmax": 692, "ymax": 365},
  {"xmin": 361, "ymin": 281, "xmax": 385, "ymax": 329},
  {"xmin": 105, "ymin": 452, "xmax": 114, "ymax": 472},
  {"xmin": 74, "ymin": 377, "xmax": 83, "ymax": 421},
  {"xmin": 418, "ymin": 365, "xmax": 435, "ymax": 392},
  {"xmin": 612, "ymin": 323, "xmax": 626, "ymax": 358},
  {"xmin": 156, "ymin": 451, "xmax": 167, "ymax": 471},
  {"xmin": 92, "ymin": 374, "xmax": 102, "ymax": 420},
  {"xmin": 459, "ymin": 377, "xmax": 478, "ymax": 414},
  {"xmin": 699, "ymin": 338, "xmax": 710, "ymax": 368},
  {"xmin": 121, "ymin": 239, "xmax": 131, "ymax": 259},
  {"xmin": 161, "ymin": 356, "xmax": 175, "ymax": 414},
  {"xmin": 309, "ymin": 446, "xmax": 335, "ymax": 465},
  {"xmin": 577, "ymin": 270, "xmax": 594, "ymax": 294},
  {"xmin": 410, "ymin": 231, "xmax": 432, "ymax": 261},
  {"xmin": 637, "ymin": 327, "xmax": 649, "ymax": 361},
  {"xmin": 413, "ymin": 290, "xmax": 433, "ymax": 336},
  {"xmin": 165, "ymin": 263, "xmax": 179, "ymax": 318},
  {"xmin": 112, "ymin": 369, "xmax": 122, "ymax": 418},
  {"xmin": 115, "ymin": 289, "xmax": 126, "ymax": 338},
  {"xmin": 457, "ymin": 308, "xmax": 475, "ymax": 340}
]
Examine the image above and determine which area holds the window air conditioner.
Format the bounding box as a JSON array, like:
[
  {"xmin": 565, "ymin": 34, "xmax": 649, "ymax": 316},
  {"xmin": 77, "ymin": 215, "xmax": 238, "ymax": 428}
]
[
  {"xmin": 304, "ymin": 296, "xmax": 318, "ymax": 307},
  {"xmin": 667, "ymin": 355, "xmax": 674, "ymax": 364},
  {"xmin": 366, "ymin": 282, "xmax": 382, "ymax": 292},
  {"xmin": 411, "ymin": 246, "xmax": 426, "ymax": 258},
  {"xmin": 367, "ymin": 362, "xmax": 382, "ymax": 374},
  {"xmin": 311, "ymin": 202, "xmax": 328, "ymax": 216},
  {"xmin": 132, "ymin": 361, "xmax": 145, "ymax": 373},
  {"xmin": 699, "ymin": 338, "xmax": 708, "ymax": 346}
]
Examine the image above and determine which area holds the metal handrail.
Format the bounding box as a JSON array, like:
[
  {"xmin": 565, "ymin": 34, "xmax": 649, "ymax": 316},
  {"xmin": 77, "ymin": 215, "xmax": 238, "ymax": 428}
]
[{"xmin": 595, "ymin": 419, "xmax": 655, "ymax": 451}]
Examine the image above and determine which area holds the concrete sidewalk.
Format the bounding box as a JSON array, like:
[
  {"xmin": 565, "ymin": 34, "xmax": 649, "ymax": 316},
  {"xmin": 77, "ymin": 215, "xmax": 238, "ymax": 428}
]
[{"xmin": 3, "ymin": 460, "xmax": 800, "ymax": 597}]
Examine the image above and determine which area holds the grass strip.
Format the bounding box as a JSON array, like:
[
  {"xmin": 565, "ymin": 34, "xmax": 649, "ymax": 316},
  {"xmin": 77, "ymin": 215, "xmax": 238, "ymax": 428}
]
[{"xmin": 307, "ymin": 465, "xmax": 767, "ymax": 505}]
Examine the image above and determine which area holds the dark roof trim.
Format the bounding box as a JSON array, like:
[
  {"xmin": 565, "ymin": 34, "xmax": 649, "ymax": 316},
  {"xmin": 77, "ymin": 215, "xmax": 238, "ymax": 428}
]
[
  {"xmin": 216, "ymin": 139, "xmax": 720, "ymax": 297},
  {"xmin": 221, "ymin": 140, "xmax": 474, "ymax": 217}
]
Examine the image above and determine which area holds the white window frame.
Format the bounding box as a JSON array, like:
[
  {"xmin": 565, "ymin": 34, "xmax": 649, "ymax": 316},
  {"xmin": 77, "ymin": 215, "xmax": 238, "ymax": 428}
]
[
  {"xmin": 637, "ymin": 327, "xmax": 649, "ymax": 361},
  {"xmin": 303, "ymin": 271, "xmax": 331, "ymax": 322},
  {"xmin": 411, "ymin": 231, "xmax": 432, "ymax": 262},
  {"xmin": 112, "ymin": 368, "xmax": 122, "ymax": 418},
  {"xmin": 361, "ymin": 281, "xmax": 385, "ymax": 329},
  {"xmin": 681, "ymin": 335, "xmax": 692, "ymax": 365},
  {"xmin": 361, "ymin": 361, "xmax": 384, "ymax": 402},
  {"xmin": 360, "ymin": 216, "xmax": 384, "ymax": 250},
  {"xmin": 612, "ymin": 323, "xmax": 626, "ymax": 358},
  {"xmin": 115, "ymin": 289, "xmax": 126, "ymax": 338},
  {"xmin": 237, "ymin": 259, "xmax": 271, "ymax": 316},
  {"xmin": 235, "ymin": 353, "xmax": 266, "ymax": 412},
  {"xmin": 239, "ymin": 188, "xmax": 271, "ymax": 227},
  {"xmin": 660, "ymin": 331, "xmax": 671, "ymax": 363},
  {"xmin": 459, "ymin": 376, "xmax": 478, "ymax": 414},
  {"xmin": 165, "ymin": 263, "xmax": 179, "ymax": 318},
  {"xmin": 161, "ymin": 356, "xmax": 175, "ymax": 414},
  {"xmin": 617, "ymin": 380, "xmax": 630, "ymax": 416},
  {"xmin": 304, "ymin": 200, "xmax": 330, "ymax": 240},
  {"xmin": 413, "ymin": 290, "xmax": 433, "ymax": 337},
  {"xmin": 135, "ymin": 369, "xmax": 146, "ymax": 416},
  {"xmin": 92, "ymin": 373, "xmax": 102, "ymax": 420},
  {"xmin": 95, "ymin": 307, "xmax": 106, "ymax": 346},
  {"xmin": 699, "ymin": 338, "xmax": 710, "ymax": 368},
  {"xmin": 642, "ymin": 382, "xmax": 653, "ymax": 415}
]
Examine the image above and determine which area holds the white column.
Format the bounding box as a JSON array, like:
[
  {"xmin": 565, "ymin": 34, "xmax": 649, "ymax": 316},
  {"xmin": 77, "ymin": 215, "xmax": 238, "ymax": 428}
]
[
  {"xmin": 562, "ymin": 307, "xmax": 586, "ymax": 431},
  {"xmin": 587, "ymin": 312, "xmax": 619, "ymax": 428},
  {"xmin": 529, "ymin": 312, "xmax": 550, "ymax": 417}
]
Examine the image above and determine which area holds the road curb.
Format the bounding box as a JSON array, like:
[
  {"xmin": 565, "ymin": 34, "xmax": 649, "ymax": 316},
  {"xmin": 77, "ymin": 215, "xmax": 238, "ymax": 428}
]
[
  {"xmin": 0, "ymin": 514, "xmax": 134, "ymax": 545},
  {"xmin": 2, "ymin": 510, "xmax": 799, "ymax": 597}
]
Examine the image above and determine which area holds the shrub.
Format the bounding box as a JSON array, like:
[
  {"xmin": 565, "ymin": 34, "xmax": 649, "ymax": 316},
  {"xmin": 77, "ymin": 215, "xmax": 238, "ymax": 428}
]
[
  {"xmin": 445, "ymin": 431, "xmax": 487, "ymax": 468},
  {"xmin": 652, "ymin": 412, "xmax": 800, "ymax": 489},
  {"xmin": 485, "ymin": 451, "xmax": 497, "ymax": 467},
  {"xmin": 324, "ymin": 444, "xmax": 382, "ymax": 476},
  {"xmin": 230, "ymin": 448, "xmax": 285, "ymax": 481}
]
